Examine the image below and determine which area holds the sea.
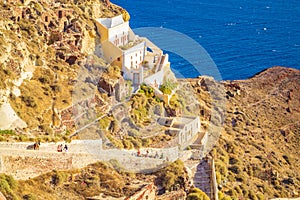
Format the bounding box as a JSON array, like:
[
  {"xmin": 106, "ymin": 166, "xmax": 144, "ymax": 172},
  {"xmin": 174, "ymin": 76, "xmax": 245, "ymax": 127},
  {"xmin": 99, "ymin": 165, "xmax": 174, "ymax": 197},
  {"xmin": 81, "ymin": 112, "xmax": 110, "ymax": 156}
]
[{"xmin": 112, "ymin": 0, "xmax": 300, "ymax": 80}]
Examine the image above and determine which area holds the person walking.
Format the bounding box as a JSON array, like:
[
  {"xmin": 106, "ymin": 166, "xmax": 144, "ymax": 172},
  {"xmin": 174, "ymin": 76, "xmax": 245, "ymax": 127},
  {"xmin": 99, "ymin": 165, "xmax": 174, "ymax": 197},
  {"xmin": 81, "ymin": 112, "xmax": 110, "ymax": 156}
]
[{"xmin": 137, "ymin": 149, "xmax": 140, "ymax": 157}]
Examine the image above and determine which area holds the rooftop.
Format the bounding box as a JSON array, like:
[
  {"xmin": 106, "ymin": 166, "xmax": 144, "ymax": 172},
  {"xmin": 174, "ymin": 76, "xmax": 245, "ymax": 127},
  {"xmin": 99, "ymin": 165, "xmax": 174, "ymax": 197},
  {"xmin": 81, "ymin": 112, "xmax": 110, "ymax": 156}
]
[
  {"xmin": 96, "ymin": 15, "xmax": 124, "ymax": 29},
  {"xmin": 157, "ymin": 116, "xmax": 198, "ymax": 130}
]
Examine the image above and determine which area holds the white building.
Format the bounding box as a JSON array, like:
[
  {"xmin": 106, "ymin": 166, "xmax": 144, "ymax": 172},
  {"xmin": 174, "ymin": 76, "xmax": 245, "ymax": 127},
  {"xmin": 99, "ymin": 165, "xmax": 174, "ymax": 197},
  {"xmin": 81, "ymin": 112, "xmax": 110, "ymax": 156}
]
[
  {"xmin": 95, "ymin": 15, "xmax": 170, "ymax": 91},
  {"xmin": 95, "ymin": 15, "xmax": 146, "ymax": 88},
  {"xmin": 158, "ymin": 116, "xmax": 201, "ymax": 149}
]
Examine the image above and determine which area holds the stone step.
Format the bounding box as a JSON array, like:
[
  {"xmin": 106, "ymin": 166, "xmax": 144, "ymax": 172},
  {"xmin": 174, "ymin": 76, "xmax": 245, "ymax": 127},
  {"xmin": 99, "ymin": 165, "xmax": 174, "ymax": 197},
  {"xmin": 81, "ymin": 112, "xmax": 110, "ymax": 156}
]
[
  {"xmin": 195, "ymin": 171, "xmax": 210, "ymax": 175},
  {"xmin": 194, "ymin": 183, "xmax": 210, "ymax": 187},
  {"xmin": 194, "ymin": 185, "xmax": 211, "ymax": 190},
  {"xmin": 195, "ymin": 171, "xmax": 210, "ymax": 174},
  {"xmin": 194, "ymin": 181, "xmax": 211, "ymax": 185},
  {"xmin": 194, "ymin": 183, "xmax": 211, "ymax": 187},
  {"xmin": 196, "ymin": 166, "xmax": 210, "ymax": 170},
  {"xmin": 195, "ymin": 188, "xmax": 210, "ymax": 192},
  {"xmin": 195, "ymin": 174, "xmax": 210, "ymax": 178},
  {"xmin": 194, "ymin": 177, "xmax": 210, "ymax": 182}
]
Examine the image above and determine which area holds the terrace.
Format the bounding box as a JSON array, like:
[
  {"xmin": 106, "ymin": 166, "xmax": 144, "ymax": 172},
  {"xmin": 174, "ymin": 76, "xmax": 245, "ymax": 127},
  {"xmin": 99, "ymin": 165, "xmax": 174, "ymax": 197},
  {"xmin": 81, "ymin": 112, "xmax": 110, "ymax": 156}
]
[{"xmin": 119, "ymin": 39, "xmax": 144, "ymax": 51}]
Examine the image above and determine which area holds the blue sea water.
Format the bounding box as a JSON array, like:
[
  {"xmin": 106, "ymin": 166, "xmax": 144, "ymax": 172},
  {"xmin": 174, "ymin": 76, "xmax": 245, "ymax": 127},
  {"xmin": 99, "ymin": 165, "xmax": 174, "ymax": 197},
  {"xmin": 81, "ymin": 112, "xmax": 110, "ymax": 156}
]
[{"xmin": 113, "ymin": 0, "xmax": 300, "ymax": 80}]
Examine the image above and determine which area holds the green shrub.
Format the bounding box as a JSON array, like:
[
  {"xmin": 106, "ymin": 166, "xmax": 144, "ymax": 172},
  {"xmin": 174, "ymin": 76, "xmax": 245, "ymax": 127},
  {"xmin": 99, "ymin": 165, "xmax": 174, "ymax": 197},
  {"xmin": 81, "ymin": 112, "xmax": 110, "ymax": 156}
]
[
  {"xmin": 99, "ymin": 116, "xmax": 112, "ymax": 130},
  {"xmin": 23, "ymin": 194, "xmax": 38, "ymax": 200},
  {"xmin": 38, "ymin": 76, "xmax": 51, "ymax": 84},
  {"xmin": 187, "ymin": 188, "xmax": 210, "ymax": 200},
  {"xmin": 21, "ymin": 96, "xmax": 37, "ymax": 108},
  {"xmin": 248, "ymin": 190, "xmax": 258, "ymax": 200},
  {"xmin": 229, "ymin": 155, "xmax": 240, "ymax": 165},
  {"xmin": 187, "ymin": 192, "xmax": 209, "ymax": 200},
  {"xmin": 62, "ymin": 135, "xmax": 71, "ymax": 143},
  {"xmin": 218, "ymin": 191, "xmax": 225, "ymax": 199},
  {"xmin": 233, "ymin": 186, "xmax": 243, "ymax": 195},
  {"xmin": 158, "ymin": 160, "xmax": 186, "ymax": 191},
  {"xmin": 128, "ymin": 137, "xmax": 142, "ymax": 149},
  {"xmin": 0, "ymin": 174, "xmax": 17, "ymax": 198},
  {"xmin": 122, "ymin": 139, "xmax": 134, "ymax": 149},
  {"xmin": 18, "ymin": 135, "xmax": 27, "ymax": 142},
  {"xmin": 0, "ymin": 130, "xmax": 15, "ymax": 135},
  {"xmin": 236, "ymin": 172, "xmax": 247, "ymax": 183},
  {"xmin": 51, "ymin": 171, "xmax": 68, "ymax": 186},
  {"xmin": 0, "ymin": 178, "xmax": 11, "ymax": 193},
  {"xmin": 229, "ymin": 165, "xmax": 242, "ymax": 174},
  {"xmin": 215, "ymin": 160, "xmax": 228, "ymax": 176},
  {"xmin": 256, "ymin": 193, "xmax": 265, "ymax": 200},
  {"xmin": 159, "ymin": 84, "xmax": 172, "ymax": 95},
  {"xmin": 216, "ymin": 171, "xmax": 222, "ymax": 185},
  {"xmin": 139, "ymin": 84, "xmax": 155, "ymax": 98}
]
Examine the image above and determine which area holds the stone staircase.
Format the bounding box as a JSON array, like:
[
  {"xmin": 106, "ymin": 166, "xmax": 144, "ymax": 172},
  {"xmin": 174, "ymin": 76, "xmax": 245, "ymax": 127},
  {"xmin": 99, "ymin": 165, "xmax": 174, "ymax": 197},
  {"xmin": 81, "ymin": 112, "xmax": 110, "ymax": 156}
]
[{"xmin": 194, "ymin": 159, "xmax": 213, "ymax": 199}]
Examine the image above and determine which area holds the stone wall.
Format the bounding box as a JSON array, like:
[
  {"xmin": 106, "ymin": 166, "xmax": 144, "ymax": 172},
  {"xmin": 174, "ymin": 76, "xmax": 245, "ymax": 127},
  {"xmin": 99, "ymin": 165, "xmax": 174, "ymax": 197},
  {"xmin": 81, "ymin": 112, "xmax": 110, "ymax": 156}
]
[{"xmin": 0, "ymin": 140, "xmax": 181, "ymax": 179}]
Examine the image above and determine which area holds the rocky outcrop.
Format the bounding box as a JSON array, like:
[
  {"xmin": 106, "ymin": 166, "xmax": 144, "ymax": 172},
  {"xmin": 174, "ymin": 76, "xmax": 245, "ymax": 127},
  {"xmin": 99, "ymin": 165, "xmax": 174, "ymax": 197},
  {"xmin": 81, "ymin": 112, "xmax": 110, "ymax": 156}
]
[{"xmin": 0, "ymin": 0, "xmax": 124, "ymax": 133}]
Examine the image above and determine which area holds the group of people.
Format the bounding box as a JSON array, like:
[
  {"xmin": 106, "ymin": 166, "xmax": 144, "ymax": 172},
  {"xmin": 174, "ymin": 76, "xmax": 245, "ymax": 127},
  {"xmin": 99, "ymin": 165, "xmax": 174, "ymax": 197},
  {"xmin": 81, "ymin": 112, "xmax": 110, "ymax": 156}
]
[
  {"xmin": 136, "ymin": 149, "xmax": 165, "ymax": 159},
  {"xmin": 57, "ymin": 144, "xmax": 68, "ymax": 152}
]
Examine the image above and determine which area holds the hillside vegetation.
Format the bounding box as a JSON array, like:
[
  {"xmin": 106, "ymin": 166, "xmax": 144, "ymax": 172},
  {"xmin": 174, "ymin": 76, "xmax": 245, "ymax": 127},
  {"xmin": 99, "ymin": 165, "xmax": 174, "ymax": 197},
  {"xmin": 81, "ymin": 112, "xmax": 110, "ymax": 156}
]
[
  {"xmin": 188, "ymin": 67, "xmax": 300, "ymax": 199},
  {"xmin": 0, "ymin": 160, "xmax": 192, "ymax": 200}
]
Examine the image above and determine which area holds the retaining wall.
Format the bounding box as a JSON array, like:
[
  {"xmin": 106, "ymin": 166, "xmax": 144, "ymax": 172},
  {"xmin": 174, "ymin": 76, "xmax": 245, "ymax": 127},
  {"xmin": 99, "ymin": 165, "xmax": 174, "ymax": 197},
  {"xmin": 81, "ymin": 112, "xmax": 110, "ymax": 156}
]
[{"xmin": 0, "ymin": 140, "xmax": 180, "ymax": 179}]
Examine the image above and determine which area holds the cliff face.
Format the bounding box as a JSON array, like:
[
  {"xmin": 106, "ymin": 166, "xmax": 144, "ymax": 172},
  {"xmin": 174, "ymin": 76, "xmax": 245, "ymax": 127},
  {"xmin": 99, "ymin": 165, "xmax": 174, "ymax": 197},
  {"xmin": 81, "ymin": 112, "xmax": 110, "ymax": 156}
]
[
  {"xmin": 0, "ymin": 0, "xmax": 125, "ymax": 132},
  {"xmin": 188, "ymin": 66, "xmax": 300, "ymax": 199}
]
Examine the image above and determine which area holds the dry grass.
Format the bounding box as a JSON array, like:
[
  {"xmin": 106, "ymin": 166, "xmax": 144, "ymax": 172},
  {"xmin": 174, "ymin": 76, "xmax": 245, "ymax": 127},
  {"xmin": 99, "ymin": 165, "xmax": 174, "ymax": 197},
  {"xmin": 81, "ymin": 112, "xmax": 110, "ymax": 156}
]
[
  {"xmin": 0, "ymin": 161, "xmax": 154, "ymax": 200},
  {"xmin": 192, "ymin": 67, "xmax": 300, "ymax": 199}
]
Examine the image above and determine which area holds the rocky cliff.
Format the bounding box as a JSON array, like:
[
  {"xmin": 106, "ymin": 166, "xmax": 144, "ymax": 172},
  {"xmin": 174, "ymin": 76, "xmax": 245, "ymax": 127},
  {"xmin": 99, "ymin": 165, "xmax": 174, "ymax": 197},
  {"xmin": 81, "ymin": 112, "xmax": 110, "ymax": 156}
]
[{"xmin": 0, "ymin": 0, "xmax": 127, "ymax": 135}]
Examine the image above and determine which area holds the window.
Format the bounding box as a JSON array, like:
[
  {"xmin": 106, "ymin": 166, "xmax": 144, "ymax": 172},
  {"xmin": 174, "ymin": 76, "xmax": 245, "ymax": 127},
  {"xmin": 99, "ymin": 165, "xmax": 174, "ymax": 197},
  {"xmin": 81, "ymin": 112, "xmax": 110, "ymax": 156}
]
[
  {"xmin": 117, "ymin": 57, "xmax": 121, "ymax": 61},
  {"xmin": 58, "ymin": 10, "xmax": 63, "ymax": 18},
  {"xmin": 45, "ymin": 16, "xmax": 48, "ymax": 22}
]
